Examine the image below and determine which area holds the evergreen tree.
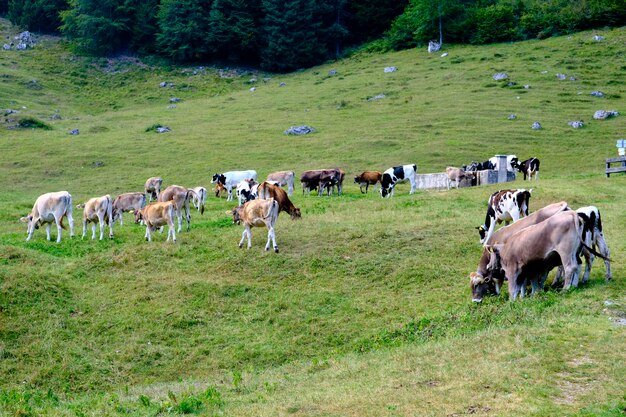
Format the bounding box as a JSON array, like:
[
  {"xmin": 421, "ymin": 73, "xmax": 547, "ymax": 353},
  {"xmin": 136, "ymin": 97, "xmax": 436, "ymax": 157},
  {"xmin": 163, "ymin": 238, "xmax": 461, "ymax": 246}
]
[
  {"xmin": 156, "ymin": 0, "xmax": 212, "ymax": 61},
  {"xmin": 207, "ymin": 0, "xmax": 261, "ymax": 62},
  {"xmin": 127, "ymin": 0, "xmax": 159, "ymax": 54},
  {"xmin": 8, "ymin": 0, "xmax": 68, "ymax": 33},
  {"xmin": 60, "ymin": 0, "xmax": 133, "ymax": 54},
  {"xmin": 347, "ymin": 0, "xmax": 407, "ymax": 42},
  {"xmin": 260, "ymin": 0, "xmax": 327, "ymax": 71}
]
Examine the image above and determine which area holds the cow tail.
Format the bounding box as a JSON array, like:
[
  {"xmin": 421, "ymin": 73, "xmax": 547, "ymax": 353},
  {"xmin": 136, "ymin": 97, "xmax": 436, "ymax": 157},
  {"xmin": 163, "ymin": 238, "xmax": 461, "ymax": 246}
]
[
  {"xmin": 575, "ymin": 214, "xmax": 610, "ymax": 261},
  {"xmin": 596, "ymin": 210, "xmax": 603, "ymax": 233},
  {"xmin": 106, "ymin": 195, "xmax": 113, "ymax": 225}
]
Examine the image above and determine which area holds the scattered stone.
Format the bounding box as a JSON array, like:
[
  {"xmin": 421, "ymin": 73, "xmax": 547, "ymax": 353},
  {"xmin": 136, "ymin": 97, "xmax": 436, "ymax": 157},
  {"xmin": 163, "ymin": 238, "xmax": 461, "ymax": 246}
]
[
  {"xmin": 614, "ymin": 318, "xmax": 626, "ymax": 326},
  {"xmin": 156, "ymin": 126, "xmax": 171, "ymax": 133},
  {"xmin": 493, "ymin": 72, "xmax": 509, "ymax": 81},
  {"xmin": 428, "ymin": 41, "xmax": 441, "ymax": 53},
  {"xmin": 568, "ymin": 120, "xmax": 584, "ymax": 129},
  {"xmin": 49, "ymin": 113, "xmax": 62, "ymax": 120},
  {"xmin": 92, "ymin": 161, "xmax": 105, "ymax": 168},
  {"xmin": 508, "ymin": 114, "xmax": 517, "ymax": 120},
  {"xmin": 167, "ymin": 105, "xmax": 176, "ymax": 109},
  {"xmin": 593, "ymin": 35, "xmax": 605, "ymax": 41},
  {"xmin": 169, "ymin": 97, "xmax": 181, "ymax": 103},
  {"xmin": 262, "ymin": 77, "xmax": 272, "ymax": 83},
  {"xmin": 3, "ymin": 44, "xmax": 10, "ymax": 50},
  {"xmin": 15, "ymin": 31, "xmax": 34, "ymax": 43},
  {"xmin": 441, "ymin": 52, "xmax": 448, "ymax": 57},
  {"xmin": 507, "ymin": 81, "xmax": 517, "ymax": 87},
  {"xmin": 532, "ymin": 122, "xmax": 542, "ymax": 130},
  {"xmin": 328, "ymin": 69, "xmax": 337, "ymax": 76},
  {"xmin": 593, "ymin": 110, "xmax": 619, "ymax": 120},
  {"xmin": 384, "ymin": 66, "xmax": 397, "ymax": 73},
  {"xmin": 524, "ymin": 85, "xmax": 531, "ymax": 89},
  {"xmin": 4, "ymin": 109, "xmax": 19, "ymax": 116},
  {"xmin": 284, "ymin": 125, "xmax": 315, "ymax": 135},
  {"xmin": 159, "ymin": 81, "xmax": 174, "ymax": 88},
  {"xmin": 69, "ymin": 129, "xmax": 79, "ymax": 135},
  {"xmin": 590, "ymin": 91, "xmax": 605, "ymax": 98},
  {"xmin": 603, "ymin": 300, "xmax": 616, "ymax": 306},
  {"xmin": 367, "ymin": 94, "xmax": 385, "ymax": 102},
  {"xmin": 569, "ymin": 76, "xmax": 577, "ymax": 81},
  {"xmin": 541, "ymin": 70, "xmax": 548, "ymax": 74},
  {"xmin": 249, "ymin": 87, "xmax": 256, "ymax": 92},
  {"xmin": 248, "ymin": 78, "xmax": 257, "ymax": 84},
  {"xmin": 279, "ymin": 82, "xmax": 286, "ymax": 87},
  {"xmin": 556, "ymin": 73, "xmax": 567, "ymax": 80}
]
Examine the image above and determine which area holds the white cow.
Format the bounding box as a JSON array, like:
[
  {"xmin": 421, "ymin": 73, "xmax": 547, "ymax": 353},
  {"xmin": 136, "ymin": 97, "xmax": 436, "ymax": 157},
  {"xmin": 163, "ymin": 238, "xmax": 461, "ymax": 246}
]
[
  {"xmin": 78, "ymin": 195, "xmax": 114, "ymax": 240},
  {"xmin": 266, "ymin": 171, "xmax": 296, "ymax": 196},
  {"xmin": 211, "ymin": 170, "xmax": 257, "ymax": 201},
  {"xmin": 477, "ymin": 189, "xmax": 532, "ymax": 245},
  {"xmin": 190, "ymin": 186, "xmax": 207, "ymax": 213},
  {"xmin": 20, "ymin": 191, "xmax": 75, "ymax": 242},
  {"xmin": 380, "ymin": 164, "xmax": 418, "ymax": 197}
]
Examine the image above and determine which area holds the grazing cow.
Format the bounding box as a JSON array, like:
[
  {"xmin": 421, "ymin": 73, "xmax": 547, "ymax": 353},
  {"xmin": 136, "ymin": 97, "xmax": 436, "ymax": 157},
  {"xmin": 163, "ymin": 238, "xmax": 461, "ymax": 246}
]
[
  {"xmin": 464, "ymin": 160, "xmax": 495, "ymax": 172},
  {"xmin": 258, "ymin": 182, "xmax": 301, "ymax": 219},
  {"xmin": 332, "ymin": 169, "xmax": 346, "ymax": 195},
  {"xmin": 229, "ymin": 198, "xmax": 280, "ymax": 252},
  {"xmin": 211, "ymin": 170, "xmax": 257, "ymax": 201},
  {"xmin": 445, "ymin": 167, "xmax": 473, "ymax": 190},
  {"xmin": 144, "ymin": 177, "xmax": 163, "ymax": 202},
  {"xmin": 20, "ymin": 191, "xmax": 75, "ymax": 242},
  {"xmin": 488, "ymin": 155, "xmax": 518, "ymax": 172},
  {"xmin": 515, "ymin": 157, "xmax": 540, "ymax": 181},
  {"xmin": 485, "ymin": 211, "xmax": 589, "ymax": 301},
  {"xmin": 477, "ymin": 189, "xmax": 532, "ymax": 245},
  {"xmin": 553, "ymin": 206, "xmax": 611, "ymax": 286},
  {"xmin": 214, "ymin": 182, "xmax": 226, "ymax": 198},
  {"xmin": 380, "ymin": 164, "xmax": 417, "ymax": 198},
  {"xmin": 300, "ymin": 169, "xmax": 341, "ymax": 196},
  {"xmin": 112, "ymin": 192, "xmax": 146, "ymax": 226},
  {"xmin": 190, "ymin": 186, "xmax": 207, "ymax": 214},
  {"xmin": 134, "ymin": 201, "xmax": 177, "ymax": 242},
  {"xmin": 77, "ymin": 195, "xmax": 113, "ymax": 240},
  {"xmin": 266, "ymin": 171, "xmax": 296, "ymax": 196},
  {"xmin": 236, "ymin": 179, "xmax": 259, "ymax": 205},
  {"xmin": 470, "ymin": 201, "xmax": 569, "ymax": 302},
  {"xmin": 158, "ymin": 185, "xmax": 200, "ymax": 232},
  {"xmin": 354, "ymin": 171, "xmax": 382, "ymax": 193}
]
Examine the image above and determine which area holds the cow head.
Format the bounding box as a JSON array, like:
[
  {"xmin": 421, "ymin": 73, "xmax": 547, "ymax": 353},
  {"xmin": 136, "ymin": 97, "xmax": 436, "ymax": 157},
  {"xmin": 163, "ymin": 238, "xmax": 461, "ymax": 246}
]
[
  {"xmin": 476, "ymin": 225, "xmax": 487, "ymax": 242},
  {"xmin": 20, "ymin": 214, "xmax": 39, "ymax": 233},
  {"xmin": 353, "ymin": 175, "xmax": 362, "ymax": 184},
  {"xmin": 470, "ymin": 272, "xmax": 493, "ymax": 303},
  {"xmin": 212, "ymin": 173, "xmax": 226, "ymax": 185},
  {"xmin": 229, "ymin": 207, "xmax": 242, "ymax": 225},
  {"xmin": 290, "ymin": 207, "xmax": 302, "ymax": 220},
  {"xmin": 380, "ymin": 185, "xmax": 393, "ymax": 198},
  {"xmin": 133, "ymin": 209, "xmax": 144, "ymax": 224}
]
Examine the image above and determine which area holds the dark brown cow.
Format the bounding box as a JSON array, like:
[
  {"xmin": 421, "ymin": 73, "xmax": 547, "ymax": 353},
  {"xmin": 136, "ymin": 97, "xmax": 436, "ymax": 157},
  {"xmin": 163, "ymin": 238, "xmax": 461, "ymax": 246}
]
[
  {"xmin": 300, "ymin": 169, "xmax": 341, "ymax": 196},
  {"xmin": 354, "ymin": 171, "xmax": 382, "ymax": 193},
  {"xmin": 258, "ymin": 182, "xmax": 301, "ymax": 220}
]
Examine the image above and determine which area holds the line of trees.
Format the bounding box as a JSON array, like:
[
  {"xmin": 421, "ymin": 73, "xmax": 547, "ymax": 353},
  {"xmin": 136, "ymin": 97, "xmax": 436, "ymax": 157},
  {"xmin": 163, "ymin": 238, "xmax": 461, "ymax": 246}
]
[{"xmin": 2, "ymin": 0, "xmax": 624, "ymax": 71}]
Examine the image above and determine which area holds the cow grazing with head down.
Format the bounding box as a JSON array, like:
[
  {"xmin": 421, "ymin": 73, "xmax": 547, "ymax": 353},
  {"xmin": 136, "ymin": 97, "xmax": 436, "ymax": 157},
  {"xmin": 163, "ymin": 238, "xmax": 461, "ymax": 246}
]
[
  {"xmin": 380, "ymin": 164, "xmax": 418, "ymax": 198},
  {"xmin": 158, "ymin": 185, "xmax": 201, "ymax": 232},
  {"xmin": 445, "ymin": 167, "xmax": 474, "ymax": 190},
  {"xmin": 228, "ymin": 198, "xmax": 280, "ymax": 252},
  {"xmin": 20, "ymin": 191, "xmax": 75, "ymax": 242},
  {"xmin": 144, "ymin": 177, "xmax": 163, "ymax": 202},
  {"xmin": 77, "ymin": 195, "xmax": 113, "ymax": 240},
  {"xmin": 266, "ymin": 171, "xmax": 296, "ymax": 196},
  {"xmin": 354, "ymin": 171, "xmax": 382, "ymax": 193},
  {"xmin": 300, "ymin": 169, "xmax": 341, "ymax": 196},
  {"xmin": 258, "ymin": 182, "xmax": 301, "ymax": 219},
  {"xmin": 485, "ymin": 210, "xmax": 591, "ymax": 301},
  {"xmin": 112, "ymin": 192, "xmax": 146, "ymax": 226},
  {"xmin": 211, "ymin": 170, "xmax": 257, "ymax": 201},
  {"xmin": 470, "ymin": 201, "xmax": 569, "ymax": 302},
  {"xmin": 515, "ymin": 157, "xmax": 540, "ymax": 181},
  {"xmin": 134, "ymin": 201, "xmax": 177, "ymax": 242},
  {"xmin": 477, "ymin": 189, "xmax": 532, "ymax": 245}
]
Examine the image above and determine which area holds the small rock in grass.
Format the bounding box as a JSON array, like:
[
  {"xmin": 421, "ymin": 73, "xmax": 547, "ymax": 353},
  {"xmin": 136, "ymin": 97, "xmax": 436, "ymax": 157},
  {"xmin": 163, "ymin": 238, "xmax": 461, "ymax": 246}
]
[
  {"xmin": 284, "ymin": 125, "xmax": 315, "ymax": 135},
  {"xmin": 568, "ymin": 120, "xmax": 584, "ymax": 129},
  {"xmin": 508, "ymin": 114, "xmax": 517, "ymax": 120},
  {"xmin": 69, "ymin": 128, "xmax": 79, "ymax": 135},
  {"xmin": 531, "ymin": 122, "xmax": 542, "ymax": 130},
  {"xmin": 590, "ymin": 91, "xmax": 605, "ymax": 98},
  {"xmin": 156, "ymin": 126, "xmax": 171, "ymax": 133},
  {"xmin": 493, "ymin": 72, "xmax": 508, "ymax": 81},
  {"xmin": 384, "ymin": 66, "xmax": 397, "ymax": 73},
  {"xmin": 593, "ymin": 110, "xmax": 619, "ymax": 120}
]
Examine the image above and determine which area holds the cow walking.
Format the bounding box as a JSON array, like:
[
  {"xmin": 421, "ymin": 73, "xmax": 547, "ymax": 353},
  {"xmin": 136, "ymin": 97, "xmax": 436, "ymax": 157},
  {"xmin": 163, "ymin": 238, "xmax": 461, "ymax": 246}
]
[{"xmin": 77, "ymin": 194, "xmax": 114, "ymax": 240}]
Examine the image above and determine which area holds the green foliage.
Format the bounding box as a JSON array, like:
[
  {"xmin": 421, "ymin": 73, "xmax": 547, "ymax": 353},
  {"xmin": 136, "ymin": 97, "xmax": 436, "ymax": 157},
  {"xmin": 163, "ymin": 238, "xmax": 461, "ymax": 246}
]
[
  {"xmin": 207, "ymin": 0, "xmax": 261, "ymax": 62},
  {"xmin": 346, "ymin": 0, "xmax": 408, "ymax": 42},
  {"xmin": 7, "ymin": 0, "xmax": 67, "ymax": 33},
  {"xmin": 16, "ymin": 116, "xmax": 51, "ymax": 130},
  {"xmin": 468, "ymin": 4, "xmax": 519, "ymax": 44},
  {"xmin": 156, "ymin": 0, "xmax": 212, "ymax": 61}
]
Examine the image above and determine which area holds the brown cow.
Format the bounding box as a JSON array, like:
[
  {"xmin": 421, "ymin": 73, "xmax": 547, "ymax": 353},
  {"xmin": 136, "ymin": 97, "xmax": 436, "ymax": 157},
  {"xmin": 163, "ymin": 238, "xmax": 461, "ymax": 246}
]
[
  {"xmin": 77, "ymin": 194, "xmax": 113, "ymax": 240},
  {"xmin": 158, "ymin": 185, "xmax": 201, "ymax": 232},
  {"xmin": 470, "ymin": 201, "xmax": 569, "ymax": 302},
  {"xmin": 145, "ymin": 177, "xmax": 163, "ymax": 202},
  {"xmin": 112, "ymin": 192, "xmax": 146, "ymax": 226},
  {"xmin": 354, "ymin": 171, "xmax": 382, "ymax": 193},
  {"xmin": 266, "ymin": 170, "xmax": 296, "ymax": 196},
  {"xmin": 257, "ymin": 182, "xmax": 301, "ymax": 219},
  {"xmin": 134, "ymin": 201, "xmax": 177, "ymax": 242},
  {"xmin": 228, "ymin": 198, "xmax": 280, "ymax": 252},
  {"xmin": 486, "ymin": 211, "xmax": 586, "ymax": 301},
  {"xmin": 300, "ymin": 169, "xmax": 341, "ymax": 196},
  {"xmin": 445, "ymin": 167, "xmax": 472, "ymax": 190}
]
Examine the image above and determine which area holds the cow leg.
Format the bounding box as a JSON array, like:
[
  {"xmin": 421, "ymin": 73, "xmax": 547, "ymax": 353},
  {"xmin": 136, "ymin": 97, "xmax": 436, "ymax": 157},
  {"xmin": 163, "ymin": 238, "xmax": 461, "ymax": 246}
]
[
  {"xmin": 553, "ymin": 266, "xmax": 564, "ymax": 288},
  {"xmin": 91, "ymin": 222, "xmax": 97, "ymax": 240},
  {"xmin": 46, "ymin": 223, "xmax": 52, "ymax": 241},
  {"xmin": 99, "ymin": 215, "xmax": 105, "ymax": 240},
  {"xmin": 531, "ymin": 276, "xmax": 544, "ymax": 295},
  {"xmin": 82, "ymin": 218, "xmax": 88, "ymax": 239},
  {"xmin": 185, "ymin": 201, "xmax": 191, "ymax": 232},
  {"xmin": 593, "ymin": 234, "xmax": 612, "ymax": 281},
  {"xmin": 54, "ymin": 217, "xmax": 63, "ymax": 243},
  {"xmin": 239, "ymin": 228, "xmax": 249, "ymax": 249},
  {"xmin": 581, "ymin": 250, "xmax": 593, "ymax": 284},
  {"xmin": 507, "ymin": 273, "xmax": 522, "ymax": 301},
  {"xmin": 561, "ymin": 261, "xmax": 579, "ymax": 290}
]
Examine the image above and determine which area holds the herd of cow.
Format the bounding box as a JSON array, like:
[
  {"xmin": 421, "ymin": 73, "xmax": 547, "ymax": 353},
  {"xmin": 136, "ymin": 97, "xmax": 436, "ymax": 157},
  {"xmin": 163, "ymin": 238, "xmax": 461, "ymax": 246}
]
[{"xmin": 17, "ymin": 157, "xmax": 611, "ymax": 302}]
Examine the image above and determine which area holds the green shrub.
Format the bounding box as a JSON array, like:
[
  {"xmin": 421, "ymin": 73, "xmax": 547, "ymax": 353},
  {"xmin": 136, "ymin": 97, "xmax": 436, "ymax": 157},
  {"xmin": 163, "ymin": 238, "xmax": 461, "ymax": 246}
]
[{"xmin": 16, "ymin": 117, "xmax": 52, "ymax": 130}]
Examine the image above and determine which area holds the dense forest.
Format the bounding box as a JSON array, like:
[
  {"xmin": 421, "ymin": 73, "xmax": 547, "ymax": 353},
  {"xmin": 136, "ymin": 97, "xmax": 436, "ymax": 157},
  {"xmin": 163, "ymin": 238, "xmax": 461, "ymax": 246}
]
[{"xmin": 2, "ymin": 0, "xmax": 625, "ymax": 71}]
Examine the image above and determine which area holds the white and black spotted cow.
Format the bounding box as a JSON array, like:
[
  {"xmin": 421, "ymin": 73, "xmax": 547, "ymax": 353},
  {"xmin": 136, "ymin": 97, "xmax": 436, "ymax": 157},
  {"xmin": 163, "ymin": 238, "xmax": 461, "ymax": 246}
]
[
  {"xmin": 477, "ymin": 189, "xmax": 532, "ymax": 245},
  {"xmin": 515, "ymin": 157, "xmax": 540, "ymax": 181},
  {"xmin": 380, "ymin": 164, "xmax": 417, "ymax": 198}
]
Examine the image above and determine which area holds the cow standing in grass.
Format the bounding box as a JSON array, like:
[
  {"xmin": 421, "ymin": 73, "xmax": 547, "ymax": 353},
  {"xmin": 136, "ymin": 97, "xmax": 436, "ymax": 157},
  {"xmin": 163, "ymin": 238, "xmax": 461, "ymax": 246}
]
[
  {"xmin": 158, "ymin": 185, "xmax": 201, "ymax": 232},
  {"xmin": 477, "ymin": 189, "xmax": 531, "ymax": 245},
  {"xmin": 112, "ymin": 192, "xmax": 146, "ymax": 226},
  {"xmin": 134, "ymin": 201, "xmax": 177, "ymax": 242},
  {"xmin": 20, "ymin": 191, "xmax": 75, "ymax": 242},
  {"xmin": 229, "ymin": 198, "xmax": 280, "ymax": 252},
  {"xmin": 380, "ymin": 164, "xmax": 417, "ymax": 197},
  {"xmin": 266, "ymin": 171, "xmax": 296, "ymax": 196},
  {"xmin": 77, "ymin": 194, "xmax": 114, "ymax": 240},
  {"xmin": 145, "ymin": 177, "xmax": 163, "ymax": 202},
  {"xmin": 354, "ymin": 171, "xmax": 382, "ymax": 193}
]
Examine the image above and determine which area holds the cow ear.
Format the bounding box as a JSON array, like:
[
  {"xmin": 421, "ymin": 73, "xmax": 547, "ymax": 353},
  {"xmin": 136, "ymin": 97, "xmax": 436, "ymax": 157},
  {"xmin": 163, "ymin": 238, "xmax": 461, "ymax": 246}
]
[
  {"xmin": 20, "ymin": 216, "xmax": 29, "ymax": 223},
  {"xmin": 485, "ymin": 245, "xmax": 493, "ymax": 253},
  {"xmin": 528, "ymin": 188, "xmax": 533, "ymax": 194}
]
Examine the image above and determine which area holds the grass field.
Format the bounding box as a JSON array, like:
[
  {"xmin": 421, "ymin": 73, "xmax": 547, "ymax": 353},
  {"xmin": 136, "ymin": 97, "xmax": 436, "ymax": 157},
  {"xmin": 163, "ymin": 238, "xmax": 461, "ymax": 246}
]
[{"xmin": 1, "ymin": 18, "xmax": 625, "ymax": 416}]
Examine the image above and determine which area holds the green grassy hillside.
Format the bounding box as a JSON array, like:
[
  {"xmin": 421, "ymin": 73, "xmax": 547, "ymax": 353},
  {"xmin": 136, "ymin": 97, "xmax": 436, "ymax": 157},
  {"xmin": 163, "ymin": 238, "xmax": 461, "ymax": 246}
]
[{"xmin": 1, "ymin": 18, "xmax": 625, "ymax": 416}]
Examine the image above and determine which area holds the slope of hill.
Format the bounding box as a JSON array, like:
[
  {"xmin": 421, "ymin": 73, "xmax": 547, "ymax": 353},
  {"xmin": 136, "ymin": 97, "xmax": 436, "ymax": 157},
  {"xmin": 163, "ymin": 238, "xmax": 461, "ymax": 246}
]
[{"xmin": 1, "ymin": 18, "xmax": 625, "ymax": 416}]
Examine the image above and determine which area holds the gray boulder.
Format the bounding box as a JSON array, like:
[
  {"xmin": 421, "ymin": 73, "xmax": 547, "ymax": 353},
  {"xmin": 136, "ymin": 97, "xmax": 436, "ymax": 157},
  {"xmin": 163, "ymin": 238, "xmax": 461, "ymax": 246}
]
[
  {"xmin": 328, "ymin": 69, "xmax": 337, "ymax": 76},
  {"xmin": 367, "ymin": 94, "xmax": 385, "ymax": 102},
  {"xmin": 531, "ymin": 122, "xmax": 542, "ymax": 130},
  {"xmin": 69, "ymin": 129, "xmax": 79, "ymax": 135},
  {"xmin": 279, "ymin": 82, "xmax": 286, "ymax": 87},
  {"xmin": 284, "ymin": 125, "xmax": 315, "ymax": 135},
  {"xmin": 384, "ymin": 66, "xmax": 397, "ymax": 73},
  {"xmin": 493, "ymin": 73, "xmax": 509, "ymax": 81},
  {"xmin": 156, "ymin": 126, "xmax": 171, "ymax": 133},
  {"xmin": 169, "ymin": 97, "xmax": 181, "ymax": 103},
  {"xmin": 593, "ymin": 35, "xmax": 605, "ymax": 41},
  {"xmin": 428, "ymin": 41, "xmax": 441, "ymax": 53},
  {"xmin": 593, "ymin": 110, "xmax": 619, "ymax": 120},
  {"xmin": 3, "ymin": 44, "xmax": 10, "ymax": 50},
  {"xmin": 508, "ymin": 114, "xmax": 517, "ymax": 120},
  {"xmin": 568, "ymin": 120, "xmax": 584, "ymax": 129},
  {"xmin": 556, "ymin": 73, "xmax": 567, "ymax": 80},
  {"xmin": 590, "ymin": 91, "xmax": 605, "ymax": 98}
]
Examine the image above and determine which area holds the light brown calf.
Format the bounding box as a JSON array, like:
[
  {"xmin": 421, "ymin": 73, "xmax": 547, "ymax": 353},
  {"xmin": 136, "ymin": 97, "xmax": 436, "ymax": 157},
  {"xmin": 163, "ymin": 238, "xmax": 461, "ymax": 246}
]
[
  {"xmin": 78, "ymin": 194, "xmax": 113, "ymax": 240},
  {"xmin": 145, "ymin": 177, "xmax": 163, "ymax": 202},
  {"xmin": 229, "ymin": 198, "xmax": 280, "ymax": 252},
  {"xmin": 134, "ymin": 201, "xmax": 177, "ymax": 242},
  {"xmin": 158, "ymin": 185, "xmax": 200, "ymax": 232},
  {"xmin": 112, "ymin": 192, "xmax": 146, "ymax": 226},
  {"xmin": 354, "ymin": 171, "xmax": 382, "ymax": 193},
  {"xmin": 266, "ymin": 170, "xmax": 296, "ymax": 196}
]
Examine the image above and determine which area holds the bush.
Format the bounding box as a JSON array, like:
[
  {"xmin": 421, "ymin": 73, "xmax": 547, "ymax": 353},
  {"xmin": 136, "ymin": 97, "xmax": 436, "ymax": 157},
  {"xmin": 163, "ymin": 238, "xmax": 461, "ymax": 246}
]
[
  {"xmin": 469, "ymin": 5, "xmax": 519, "ymax": 44},
  {"xmin": 16, "ymin": 117, "xmax": 52, "ymax": 130}
]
